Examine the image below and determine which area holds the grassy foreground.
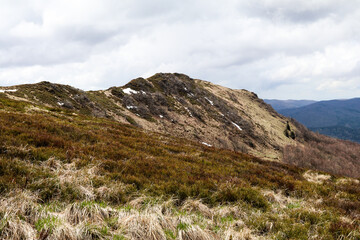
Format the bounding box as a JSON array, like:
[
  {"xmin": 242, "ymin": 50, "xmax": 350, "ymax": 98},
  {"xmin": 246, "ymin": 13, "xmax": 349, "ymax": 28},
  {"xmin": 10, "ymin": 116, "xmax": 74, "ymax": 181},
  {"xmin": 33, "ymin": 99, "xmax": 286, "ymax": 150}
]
[{"xmin": 0, "ymin": 97, "xmax": 360, "ymax": 239}]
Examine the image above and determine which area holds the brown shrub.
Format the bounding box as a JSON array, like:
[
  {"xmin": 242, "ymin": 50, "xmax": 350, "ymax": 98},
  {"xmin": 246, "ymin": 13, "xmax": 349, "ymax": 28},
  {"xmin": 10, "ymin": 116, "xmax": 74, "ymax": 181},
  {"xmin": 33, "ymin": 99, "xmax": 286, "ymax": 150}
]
[{"xmin": 284, "ymin": 120, "xmax": 360, "ymax": 178}]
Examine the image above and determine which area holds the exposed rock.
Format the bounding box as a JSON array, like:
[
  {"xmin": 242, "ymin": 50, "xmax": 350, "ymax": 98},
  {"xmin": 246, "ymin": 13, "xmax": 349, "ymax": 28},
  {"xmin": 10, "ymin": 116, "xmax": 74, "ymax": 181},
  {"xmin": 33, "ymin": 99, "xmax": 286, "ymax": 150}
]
[{"xmin": 4, "ymin": 73, "xmax": 298, "ymax": 161}]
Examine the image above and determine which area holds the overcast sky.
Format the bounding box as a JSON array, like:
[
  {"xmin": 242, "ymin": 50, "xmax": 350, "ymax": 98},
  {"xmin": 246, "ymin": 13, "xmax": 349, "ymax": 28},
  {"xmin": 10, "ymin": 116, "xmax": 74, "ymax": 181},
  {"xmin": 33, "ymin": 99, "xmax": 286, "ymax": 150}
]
[{"xmin": 1, "ymin": 0, "xmax": 360, "ymax": 100}]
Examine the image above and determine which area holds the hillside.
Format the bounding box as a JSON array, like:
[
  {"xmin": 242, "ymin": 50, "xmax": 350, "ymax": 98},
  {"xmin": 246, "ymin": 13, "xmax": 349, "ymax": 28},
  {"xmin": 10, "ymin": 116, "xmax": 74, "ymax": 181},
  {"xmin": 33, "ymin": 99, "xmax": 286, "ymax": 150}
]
[
  {"xmin": 264, "ymin": 99, "xmax": 316, "ymax": 111},
  {"xmin": 0, "ymin": 74, "xmax": 326, "ymax": 162},
  {"xmin": 279, "ymin": 98, "xmax": 360, "ymax": 143},
  {"xmin": 2, "ymin": 74, "xmax": 295, "ymax": 161},
  {"xmin": 0, "ymin": 88, "xmax": 360, "ymax": 239},
  {"xmin": 2, "ymin": 73, "xmax": 360, "ymax": 179}
]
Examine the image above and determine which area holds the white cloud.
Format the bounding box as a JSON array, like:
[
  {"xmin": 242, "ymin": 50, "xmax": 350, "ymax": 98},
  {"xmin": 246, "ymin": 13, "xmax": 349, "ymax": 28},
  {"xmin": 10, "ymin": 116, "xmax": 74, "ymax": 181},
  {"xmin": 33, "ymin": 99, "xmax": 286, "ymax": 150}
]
[{"xmin": 1, "ymin": 0, "xmax": 360, "ymax": 100}]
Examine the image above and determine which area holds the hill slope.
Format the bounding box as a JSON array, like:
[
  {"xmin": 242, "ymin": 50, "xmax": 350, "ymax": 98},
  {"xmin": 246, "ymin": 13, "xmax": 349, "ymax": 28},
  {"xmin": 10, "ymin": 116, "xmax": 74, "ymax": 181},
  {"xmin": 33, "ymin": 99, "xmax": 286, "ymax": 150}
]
[
  {"xmin": 0, "ymin": 92, "xmax": 360, "ymax": 239},
  {"xmin": 1, "ymin": 73, "xmax": 360, "ymax": 179},
  {"xmin": 0, "ymin": 74, "xmax": 304, "ymax": 162},
  {"xmin": 279, "ymin": 98, "xmax": 360, "ymax": 142}
]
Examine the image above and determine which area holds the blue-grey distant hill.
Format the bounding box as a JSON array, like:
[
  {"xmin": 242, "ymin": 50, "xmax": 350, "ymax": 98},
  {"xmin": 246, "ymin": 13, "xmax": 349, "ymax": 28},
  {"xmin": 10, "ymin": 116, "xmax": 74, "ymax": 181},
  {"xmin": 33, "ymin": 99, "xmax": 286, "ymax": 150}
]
[
  {"xmin": 278, "ymin": 98, "xmax": 360, "ymax": 143},
  {"xmin": 264, "ymin": 99, "xmax": 316, "ymax": 111}
]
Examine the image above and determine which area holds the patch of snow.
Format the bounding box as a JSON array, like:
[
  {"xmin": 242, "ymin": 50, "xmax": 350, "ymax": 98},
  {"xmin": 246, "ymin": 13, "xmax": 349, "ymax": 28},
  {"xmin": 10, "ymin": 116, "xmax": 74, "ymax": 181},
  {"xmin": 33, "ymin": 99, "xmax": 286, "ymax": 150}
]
[
  {"xmin": 140, "ymin": 90, "xmax": 146, "ymax": 94},
  {"xmin": 123, "ymin": 88, "xmax": 139, "ymax": 95},
  {"xmin": 0, "ymin": 89, "xmax": 17, "ymax": 93},
  {"xmin": 159, "ymin": 115, "xmax": 164, "ymax": 118},
  {"xmin": 201, "ymin": 142, "xmax": 212, "ymax": 147},
  {"xmin": 57, "ymin": 102, "xmax": 64, "ymax": 106},
  {"xmin": 184, "ymin": 87, "xmax": 188, "ymax": 91},
  {"xmin": 187, "ymin": 93, "xmax": 195, "ymax": 97},
  {"xmin": 205, "ymin": 97, "xmax": 214, "ymax": 105},
  {"xmin": 184, "ymin": 107, "xmax": 193, "ymax": 117},
  {"xmin": 232, "ymin": 122, "xmax": 242, "ymax": 131},
  {"xmin": 126, "ymin": 105, "xmax": 137, "ymax": 109}
]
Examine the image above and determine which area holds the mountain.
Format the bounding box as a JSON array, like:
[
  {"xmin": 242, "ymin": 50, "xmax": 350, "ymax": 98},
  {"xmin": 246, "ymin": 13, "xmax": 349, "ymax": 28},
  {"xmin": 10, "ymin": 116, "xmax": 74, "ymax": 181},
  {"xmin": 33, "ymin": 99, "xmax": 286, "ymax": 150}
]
[
  {"xmin": 1, "ymin": 74, "xmax": 295, "ymax": 162},
  {"xmin": 0, "ymin": 74, "xmax": 360, "ymax": 239},
  {"xmin": 264, "ymin": 99, "xmax": 316, "ymax": 111},
  {"xmin": 279, "ymin": 98, "xmax": 360, "ymax": 142},
  {"xmin": 2, "ymin": 73, "xmax": 360, "ymax": 179}
]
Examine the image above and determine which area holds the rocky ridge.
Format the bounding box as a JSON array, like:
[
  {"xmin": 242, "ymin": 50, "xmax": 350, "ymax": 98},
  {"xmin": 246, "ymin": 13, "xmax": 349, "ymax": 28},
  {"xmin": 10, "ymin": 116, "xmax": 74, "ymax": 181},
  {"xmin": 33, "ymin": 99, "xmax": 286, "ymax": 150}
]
[
  {"xmin": 1, "ymin": 73, "xmax": 298, "ymax": 161},
  {"xmin": 2, "ymin": 73, "xmax": 360, "ymax": 178}
]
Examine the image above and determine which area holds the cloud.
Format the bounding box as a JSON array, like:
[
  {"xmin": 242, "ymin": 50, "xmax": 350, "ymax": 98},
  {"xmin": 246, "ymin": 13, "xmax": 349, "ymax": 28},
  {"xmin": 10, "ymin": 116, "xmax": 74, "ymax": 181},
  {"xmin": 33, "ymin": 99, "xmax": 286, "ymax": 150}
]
[{"xmin": 1, "ymin": 0, "xmax": 360, "ymax": 100}]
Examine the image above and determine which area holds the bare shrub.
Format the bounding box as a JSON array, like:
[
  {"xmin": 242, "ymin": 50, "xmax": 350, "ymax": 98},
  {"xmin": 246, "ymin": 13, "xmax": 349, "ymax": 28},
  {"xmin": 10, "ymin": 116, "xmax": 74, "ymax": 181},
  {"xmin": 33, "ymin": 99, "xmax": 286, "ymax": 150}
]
[{"xmin": 284, "ymin": 121, "xmax": 360, "ymax": 178}]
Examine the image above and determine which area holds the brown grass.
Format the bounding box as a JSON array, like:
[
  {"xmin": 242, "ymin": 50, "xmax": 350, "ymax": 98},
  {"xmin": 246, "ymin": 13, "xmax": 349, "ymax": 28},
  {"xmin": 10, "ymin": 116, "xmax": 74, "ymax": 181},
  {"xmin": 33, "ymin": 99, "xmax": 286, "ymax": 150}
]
[
  {"xmin": 0, "ymin": 97, "xmax": 360, "ymax": 238},
  {"xmin": 284, "ymin": 120, "xmax": 360, "ymax": 178}
]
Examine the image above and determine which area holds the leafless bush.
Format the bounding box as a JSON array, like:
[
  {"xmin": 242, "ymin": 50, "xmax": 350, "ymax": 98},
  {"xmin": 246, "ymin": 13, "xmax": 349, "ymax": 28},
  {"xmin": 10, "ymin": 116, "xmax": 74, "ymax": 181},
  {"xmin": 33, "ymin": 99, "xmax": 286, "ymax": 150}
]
[{"xmin": 283, "ymin": 126, "xmax": 360, "ymax": 178}]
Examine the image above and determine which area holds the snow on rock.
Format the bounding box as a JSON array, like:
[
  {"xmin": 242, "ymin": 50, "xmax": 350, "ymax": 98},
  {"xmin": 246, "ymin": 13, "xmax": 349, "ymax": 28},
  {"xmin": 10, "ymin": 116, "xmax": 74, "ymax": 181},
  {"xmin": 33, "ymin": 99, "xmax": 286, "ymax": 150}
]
[
  {"xmin": 58, "ymin": 102, "xmax": 64, "ymax": 106},
  {"xmin": 201, "ymin": 142, "xmax": 212, "ymax": 147},
  {"xmin": 123, "ymin": 88, "xmax": 139, "ymax": 95},
  {"xmin": 126, "ymin": 105, "xmax": 137, "ymax": 109},
  {"xmin": 159, "ymin": 115, "xmax": 164, "ymax": 118},
  {"xmin": 184, "ymin": 107, "xmax": 193, "ymax": 117},
  {"xmin": 0, "ymin": 89, "xmax": 17, "ymax": 93},
  {"xmin": 232, "ymin": 122, "xmax": 242, "ymax": 131},
  {"xmin": 205, "ymin": 97, "xmax": 214, "ymax": 106}
]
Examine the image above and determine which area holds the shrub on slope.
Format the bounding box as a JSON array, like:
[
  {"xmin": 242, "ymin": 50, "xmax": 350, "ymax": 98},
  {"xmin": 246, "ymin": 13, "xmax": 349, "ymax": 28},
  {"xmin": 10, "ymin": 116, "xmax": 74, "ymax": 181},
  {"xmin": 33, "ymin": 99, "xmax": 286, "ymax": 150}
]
[{"xmin": 0, "ymin": 97, "xmax": 359, "ymax": 239}]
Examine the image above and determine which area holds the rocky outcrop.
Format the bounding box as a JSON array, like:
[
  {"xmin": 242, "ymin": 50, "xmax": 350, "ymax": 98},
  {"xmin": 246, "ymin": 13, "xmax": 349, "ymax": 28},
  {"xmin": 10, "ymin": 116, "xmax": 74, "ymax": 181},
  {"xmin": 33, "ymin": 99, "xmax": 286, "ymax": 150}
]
[{"xmin": 1, "ymin": 73, "xmax": 300, "ymax": 161}]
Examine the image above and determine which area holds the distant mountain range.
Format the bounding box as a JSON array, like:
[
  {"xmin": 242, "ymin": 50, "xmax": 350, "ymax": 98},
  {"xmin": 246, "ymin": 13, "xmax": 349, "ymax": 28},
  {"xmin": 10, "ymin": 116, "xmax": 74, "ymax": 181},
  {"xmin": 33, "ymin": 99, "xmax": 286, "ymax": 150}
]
[
  {"xmin": 264, "ymin": 99, "xmax": 317, "ymax": 111},
  {"xmin": 267, "ymin": 98, "xmax": 360, "ymax": 143}
]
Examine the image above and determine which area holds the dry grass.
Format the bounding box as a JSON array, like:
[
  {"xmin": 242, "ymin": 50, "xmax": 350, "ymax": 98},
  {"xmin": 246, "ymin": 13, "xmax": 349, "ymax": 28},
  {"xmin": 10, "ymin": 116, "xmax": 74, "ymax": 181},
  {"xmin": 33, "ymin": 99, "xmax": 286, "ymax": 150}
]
[
  {"xmin": 181, "ymin": 199, "xmax": 213, "ymax": 219},
  {"xmin": 224, "ymin": 228, "xmax": 260, "ymax": 240},
  {"xmin": 42, "ymin": 157, "xmax": 99, "ymax": 201},
  {"xmin": 65, "ymin": 202, "xmax": 111, "ymax": 225},
  {"xmin": 0, "ymin": 187, "xmax": 359, "ymax": 239},
  {"xmin": 303, "ymin": 170, "xmax": 331, "ymax": 184},
  {"xmin": 120, "ymin": 211, "xmax": 168, "ymax": 239},
  {"xmin": 1, "ymin": 96, "xmax": 360, "ymax": 239},
  {"xmin": 0, "ymin": 190, "xmax": 41, "ymax": 224},
  {"xmin": 336, "ymin": 178, "xmax": 360, "ymax": 185},
  {"xmin": 0, "ymin": 216, "xmax": 36, "ymax": 240},
  {"xmin": 0, "ymin": 191, "xmax": 266, "ymax": 240}
]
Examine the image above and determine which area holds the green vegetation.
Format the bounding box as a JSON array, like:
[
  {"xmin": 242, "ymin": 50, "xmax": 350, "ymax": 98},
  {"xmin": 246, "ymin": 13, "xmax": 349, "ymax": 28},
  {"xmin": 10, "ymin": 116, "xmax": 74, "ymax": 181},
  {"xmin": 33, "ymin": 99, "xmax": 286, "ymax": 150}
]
[
  {"xmin": 35, "ymin": 216, "xmax": 60, "ymax": 234},
  {"xmin": 0, "ymin": 94, "xmax": 360, "ymax": 239}
]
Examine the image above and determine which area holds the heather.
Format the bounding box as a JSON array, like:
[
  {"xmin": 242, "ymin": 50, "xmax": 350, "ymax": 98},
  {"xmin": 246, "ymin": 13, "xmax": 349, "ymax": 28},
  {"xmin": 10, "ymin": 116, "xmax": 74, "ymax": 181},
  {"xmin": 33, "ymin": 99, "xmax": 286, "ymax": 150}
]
[{"xmin": 0, "ymin": 96, "xmax": 360, "ymax": 239}]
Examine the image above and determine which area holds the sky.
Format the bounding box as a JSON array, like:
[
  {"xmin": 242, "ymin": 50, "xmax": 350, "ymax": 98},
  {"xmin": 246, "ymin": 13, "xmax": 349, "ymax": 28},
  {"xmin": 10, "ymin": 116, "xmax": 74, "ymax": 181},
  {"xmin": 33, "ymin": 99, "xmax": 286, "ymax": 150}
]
[{"xmin": 1, "ymin": 0, "xmax": 360, "ymax": 100}]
